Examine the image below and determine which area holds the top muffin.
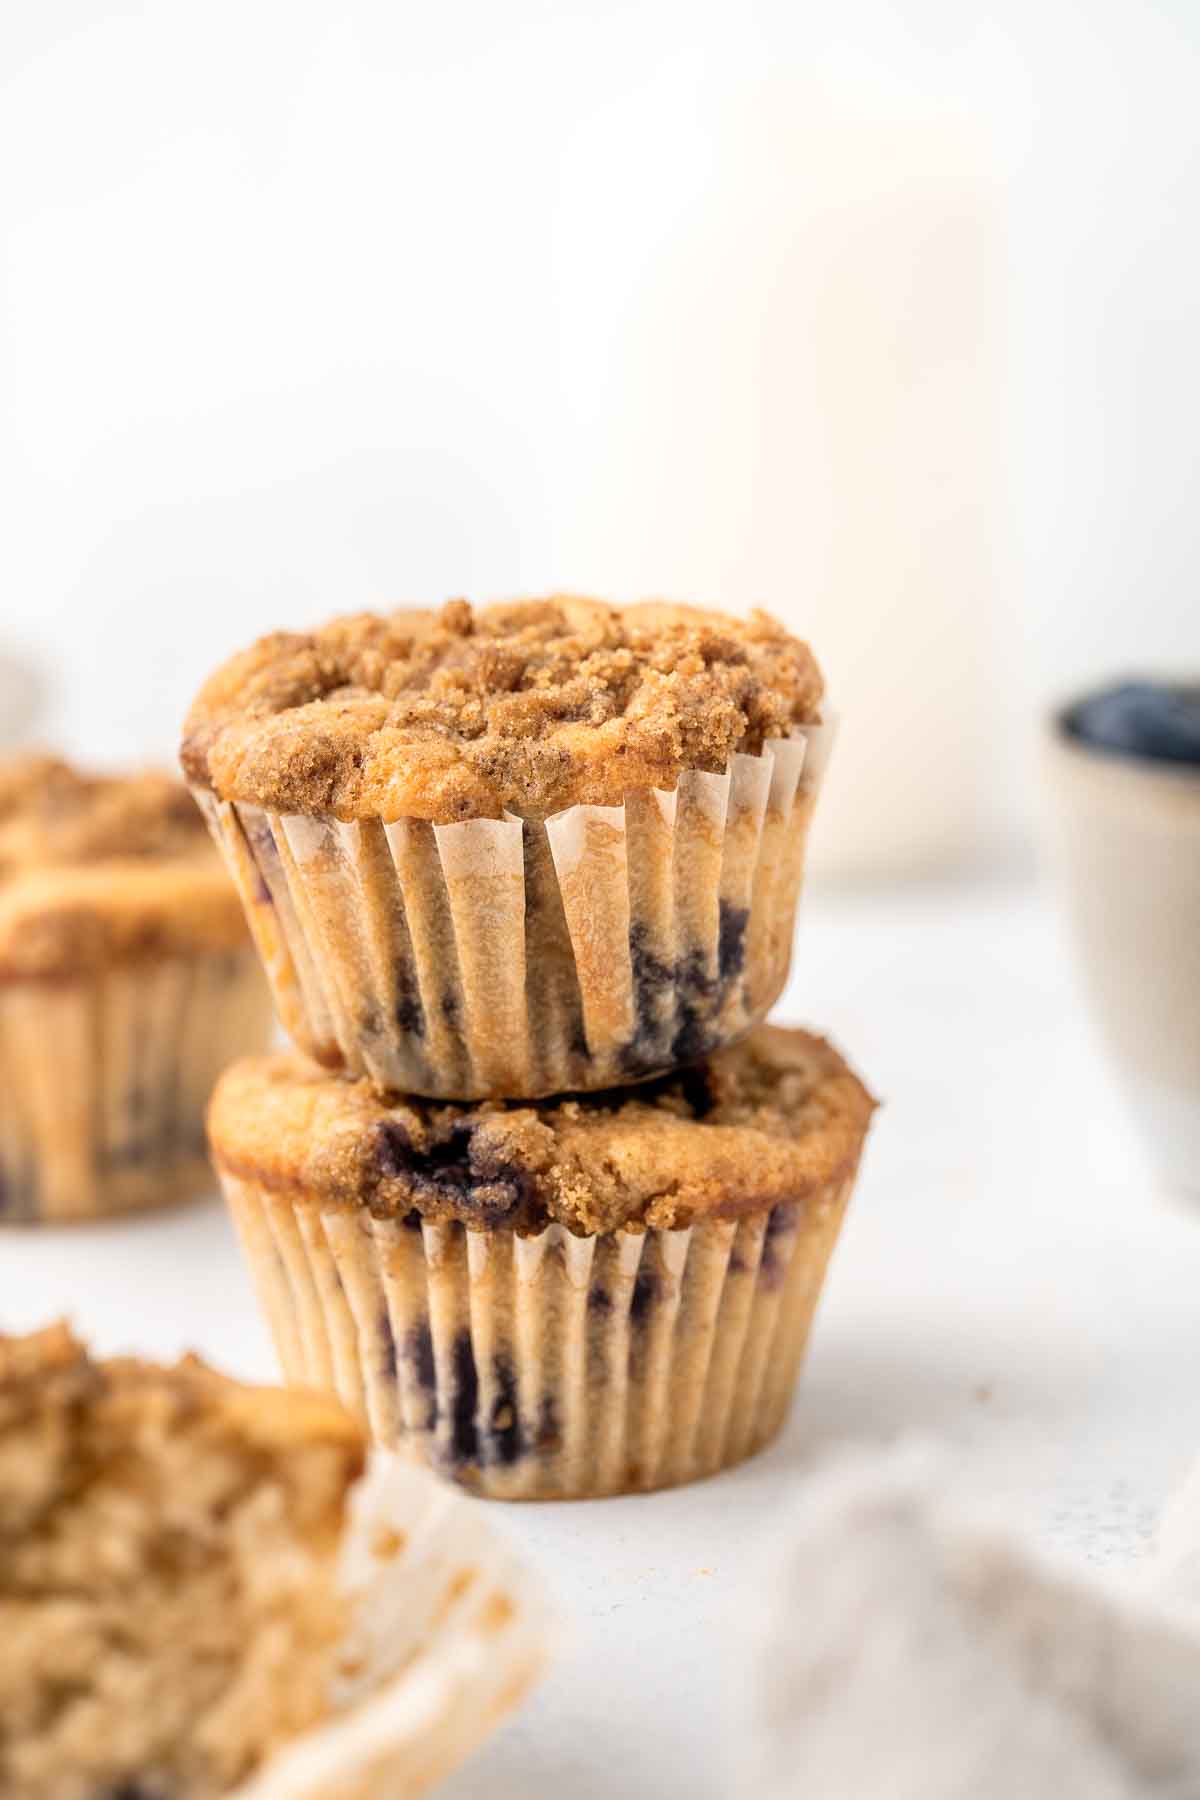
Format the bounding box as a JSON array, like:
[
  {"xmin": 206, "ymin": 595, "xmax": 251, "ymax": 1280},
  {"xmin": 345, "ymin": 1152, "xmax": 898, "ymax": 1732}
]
[
  {"xmin": 0, "ymin": 756, "xmax": 250, "ymax": 978},
  {"xmin": 181, "ymin": 596, "xmax": 824, "ymax": 823}
]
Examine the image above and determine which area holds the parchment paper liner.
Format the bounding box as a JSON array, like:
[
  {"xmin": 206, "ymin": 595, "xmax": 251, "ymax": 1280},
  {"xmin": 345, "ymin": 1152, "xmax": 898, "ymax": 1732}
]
[
  {"xmin": 194, "ymin": 725, "xmax": 833, "ymax": 1100},
  {"xmin": 235, "ymin": 1452, "xmax": 551, "ymax": 1799},
  {"xmin": 217, "ymin": 1162, "xmax": 859, "ymax": 1501},
  {"xmin": 0, "ymin": 950, "xmax": 271, "ymax": 1223}
]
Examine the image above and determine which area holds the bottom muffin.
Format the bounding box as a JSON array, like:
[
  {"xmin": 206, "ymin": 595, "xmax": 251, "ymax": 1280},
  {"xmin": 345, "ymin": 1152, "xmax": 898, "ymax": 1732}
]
[{"xmin": 209, "ymin": 1026, "xmax": 877, "ymax": 1501}]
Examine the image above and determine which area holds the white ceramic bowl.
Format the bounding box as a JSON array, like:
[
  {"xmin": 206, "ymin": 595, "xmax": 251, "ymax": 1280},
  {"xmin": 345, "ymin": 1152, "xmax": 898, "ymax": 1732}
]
[{"xmin": 1045, "ymin": 714, "xmax": 1200, "ymax": 1196}]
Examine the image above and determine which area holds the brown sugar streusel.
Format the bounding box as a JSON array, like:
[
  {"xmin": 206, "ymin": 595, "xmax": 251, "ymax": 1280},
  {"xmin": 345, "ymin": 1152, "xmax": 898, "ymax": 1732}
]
[{"xmin": 182, "ymin": 595, "xmax": 824, "ymax": 824}]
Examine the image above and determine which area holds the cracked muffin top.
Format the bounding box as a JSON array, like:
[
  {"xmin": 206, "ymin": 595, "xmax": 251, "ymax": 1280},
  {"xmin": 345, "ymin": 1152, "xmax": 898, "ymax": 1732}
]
[
  {"xmin": 0, "ymin": 756, "xmax": 251, "ymax": 976},
  {"xmin": 208, "ymin": 1025, "xmax": 876, "ymax": 1236},
  {"xmin": 0, "ymin": 1321, "xmax": 364, "ymax": 1800},
  {"xmin": 181, "ymin": 595, "xmax": 824, "ymax": 823}
]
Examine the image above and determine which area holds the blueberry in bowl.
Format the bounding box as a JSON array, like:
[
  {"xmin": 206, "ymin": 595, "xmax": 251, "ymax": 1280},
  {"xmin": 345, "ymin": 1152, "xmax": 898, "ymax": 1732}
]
[{"xmin": 1060, "ymin": 680, "xmax": 1200, "ymax": 766}]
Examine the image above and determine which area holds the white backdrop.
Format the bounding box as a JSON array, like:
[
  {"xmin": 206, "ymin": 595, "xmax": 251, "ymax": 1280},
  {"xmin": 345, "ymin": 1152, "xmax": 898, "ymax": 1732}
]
[{"xmin": 2, "ymin": 0, "xmax": 1198, "ymax": 874}]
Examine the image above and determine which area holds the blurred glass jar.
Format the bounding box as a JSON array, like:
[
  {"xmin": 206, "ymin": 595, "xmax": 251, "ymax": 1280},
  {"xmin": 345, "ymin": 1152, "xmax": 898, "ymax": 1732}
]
[
  {"xmin": 1045, "ymin": 681, "xmax": 1200, "ymax": 1195},
  {"xmin": 547, "ymin": 95, "xmax": 1002, "ymax": 882},
  {"xmin": 0, "ymin": 646, "xmax": 44, "ymax": 751}
]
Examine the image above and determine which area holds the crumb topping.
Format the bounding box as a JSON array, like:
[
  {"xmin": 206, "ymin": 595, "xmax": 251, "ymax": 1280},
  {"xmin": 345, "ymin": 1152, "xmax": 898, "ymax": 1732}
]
[
  {"xmin": 208, "ymin": 1026, "xmax": 877, "ymax": 1236},
  {"xmin": 0, "ymin": 756, "xmax": 209, "ymax": 873},
  {"xmin": 0, "ymin": 756, "xmax": 250, "ymax": 976},
  {"xmin": 181, "ymin": 596, "xmax": 824, "ymax": 822},
  {"xmin": 0, "ymin": 1323, "xmax": 364, "ymax": 1800}
]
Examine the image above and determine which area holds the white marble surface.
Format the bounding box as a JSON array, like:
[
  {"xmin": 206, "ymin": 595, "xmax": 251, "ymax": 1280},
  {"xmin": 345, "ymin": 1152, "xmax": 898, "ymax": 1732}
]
[{"xmin": 5, "ymin": 876, "xmax": 1200, "ymax": 1798}]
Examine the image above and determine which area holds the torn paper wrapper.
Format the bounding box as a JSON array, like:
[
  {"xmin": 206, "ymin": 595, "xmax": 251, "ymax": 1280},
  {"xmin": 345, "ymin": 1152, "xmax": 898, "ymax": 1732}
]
[{"xmin": 236, "ymin": 1453, "xmax": 552, "ymax": 1799}]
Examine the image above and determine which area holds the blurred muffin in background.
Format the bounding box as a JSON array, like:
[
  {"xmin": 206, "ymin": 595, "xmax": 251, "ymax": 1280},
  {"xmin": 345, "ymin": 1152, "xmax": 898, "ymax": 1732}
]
[{"xmin": 0, "ymin": 755, "xmax": 274, "ymax": 1223}]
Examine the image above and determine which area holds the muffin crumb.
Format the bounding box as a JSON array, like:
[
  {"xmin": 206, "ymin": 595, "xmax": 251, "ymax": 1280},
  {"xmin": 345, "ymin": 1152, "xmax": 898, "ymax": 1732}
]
[{"xmin": 0, "ymin": 1324, "xmax": 364, "ymax": 1800}]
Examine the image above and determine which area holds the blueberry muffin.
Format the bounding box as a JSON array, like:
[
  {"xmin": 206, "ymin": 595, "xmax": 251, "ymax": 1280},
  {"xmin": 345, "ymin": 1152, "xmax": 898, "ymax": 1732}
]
[
  {"xmin": 182, "ymin": 597, "xmax": 829, "ymax": 1100},
  {"xmin": 0, "ymin": 1323, "xmax": 551, "ymax": 1798},
  {"xmin": 208, "ymin": 1025, "xmax": 875, "ymax": 1500},
  {"xmin": 0, "ymin": 756, "xmax": 273, "ymax": 1222},
  {"xmin": 0, "ymin": 1321, "xmax": 363, "ymax": 1798}
]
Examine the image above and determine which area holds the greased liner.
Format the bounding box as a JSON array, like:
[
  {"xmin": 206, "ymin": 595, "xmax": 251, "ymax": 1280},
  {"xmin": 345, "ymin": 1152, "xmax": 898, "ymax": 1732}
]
[
  {"xmin": 236, "ymin": 1452, "xmax": 551, "ymax": 1800},
  {"xmin": 0, "ymin": 950, "xmax": 272, "ymax": 1223},
  {"xmin": 193, "ymin": 726, "xmax": 833, "ymax": 1100},
  {"xmin": 217, "ymin": 1163, "xmax": 858, "ymax": 1501}
]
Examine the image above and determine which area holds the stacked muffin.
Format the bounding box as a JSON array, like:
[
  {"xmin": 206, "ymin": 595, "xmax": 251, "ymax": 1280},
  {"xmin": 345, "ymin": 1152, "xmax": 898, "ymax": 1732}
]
[{"xmin": 187, "ymin": 596, "xmax": 876, "ymax": 1498}]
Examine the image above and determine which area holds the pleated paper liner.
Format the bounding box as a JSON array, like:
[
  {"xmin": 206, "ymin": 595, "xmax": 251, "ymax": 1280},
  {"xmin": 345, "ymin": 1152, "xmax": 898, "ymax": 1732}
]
[
  {"xmin": 194, "ymin": 724, "xmax": 834, "ymax": 1101},
  {"xmin": 236, "ymin": 1454, "xmax": 551, "ymax": 1800},
  {"xmin": 0, "ymin": 949, "xmax": 272, "ymax": 1223},
  {"xmin": 217, "ymin": 1164, "xmax": 858, "ymax": 1501}
]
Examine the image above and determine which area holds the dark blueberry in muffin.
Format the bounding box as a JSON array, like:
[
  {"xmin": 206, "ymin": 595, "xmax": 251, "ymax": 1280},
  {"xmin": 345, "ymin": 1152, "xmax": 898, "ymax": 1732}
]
[{"xmin": 1062, "ymin": 680, "xmax": 1200, "ymax": 766}]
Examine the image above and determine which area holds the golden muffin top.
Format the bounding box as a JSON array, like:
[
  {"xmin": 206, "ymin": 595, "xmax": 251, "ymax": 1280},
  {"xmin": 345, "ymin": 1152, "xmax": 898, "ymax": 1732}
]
[
  {"xmin": 182, "ymin": 596, "xmax": 824, "ymax": 823},
  {"xmin": 208, "ymin": 1024, "xmax": 876, "ymax": 1237}
]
